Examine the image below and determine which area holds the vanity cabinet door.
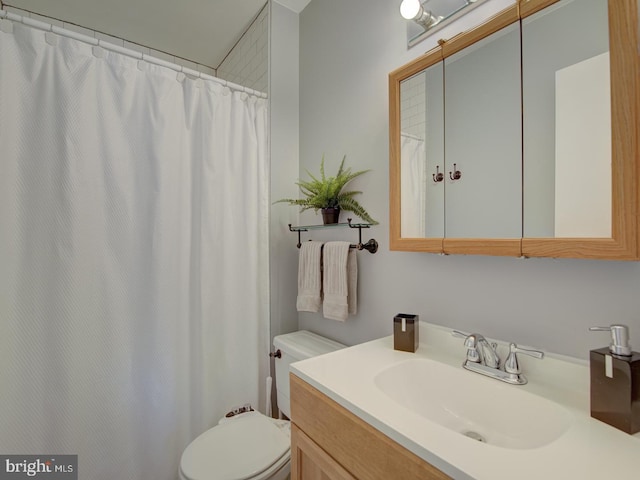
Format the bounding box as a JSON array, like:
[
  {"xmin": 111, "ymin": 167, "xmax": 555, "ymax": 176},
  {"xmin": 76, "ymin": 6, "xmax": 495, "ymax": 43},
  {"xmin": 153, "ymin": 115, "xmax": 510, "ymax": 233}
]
[
  {"xmin": 291, "ymin": 424, "xmax": 356, "ymax": 480},
  {"xmin": 443, "ymin": 22, "xmax": 522, "ymax": 239},
  {"xmin": 290, "ymin": 374, "xmax": 452, "ymax": 480}
]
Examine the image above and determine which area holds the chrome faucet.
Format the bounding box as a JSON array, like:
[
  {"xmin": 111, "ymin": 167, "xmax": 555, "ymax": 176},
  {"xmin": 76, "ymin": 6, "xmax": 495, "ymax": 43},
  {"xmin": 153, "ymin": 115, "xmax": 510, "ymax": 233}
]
[
  {"xmin": 461, "ymin": 333, "xmax": 500, "ymax": 368},
  {"xmin": 452, "ymin": 331, "xmax": 543, "ymax": 385}
]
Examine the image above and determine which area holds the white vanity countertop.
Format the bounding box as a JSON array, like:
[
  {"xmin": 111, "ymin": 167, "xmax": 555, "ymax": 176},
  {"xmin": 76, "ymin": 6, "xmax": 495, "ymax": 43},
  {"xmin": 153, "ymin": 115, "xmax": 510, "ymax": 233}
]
[{"xmin": 290, "ymin": 323, "xmax": 640, "ymax": 480}]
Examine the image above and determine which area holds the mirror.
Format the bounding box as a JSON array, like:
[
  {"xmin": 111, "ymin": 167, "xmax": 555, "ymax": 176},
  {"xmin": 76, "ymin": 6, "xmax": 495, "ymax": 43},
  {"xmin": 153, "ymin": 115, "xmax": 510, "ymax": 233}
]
[
  {"xmin": 399, "ymin": 62, "xmax": 444, "ymax": 238},
  {"xmin": 389, "ymin": 0, "xmax": 639, "ymax": 259},
  {"xmin": 444, "ymin": 22, "xmax": 521, "ymax": 239},
  {"xmin": 522, "ymin": 0, "xmax": 610, "ymax": 238}
]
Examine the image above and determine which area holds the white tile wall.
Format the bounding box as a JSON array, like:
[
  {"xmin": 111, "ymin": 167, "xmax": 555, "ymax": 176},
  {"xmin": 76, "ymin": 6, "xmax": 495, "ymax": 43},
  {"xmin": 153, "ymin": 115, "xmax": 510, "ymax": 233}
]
[
  {"xmin": 401, "ymin": 73, "xmax": 426, "ymax": 139},
  {"xmin": 217, "ymin": 5, "xmax": 268, "ymax": 93}
]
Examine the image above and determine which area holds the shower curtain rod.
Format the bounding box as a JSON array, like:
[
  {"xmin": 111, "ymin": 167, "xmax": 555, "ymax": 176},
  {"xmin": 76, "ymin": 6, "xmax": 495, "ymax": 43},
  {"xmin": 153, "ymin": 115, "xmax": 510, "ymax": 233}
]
[{"xmin": 0, "ymin": 9, "xmax": 268, "ymax": 99}]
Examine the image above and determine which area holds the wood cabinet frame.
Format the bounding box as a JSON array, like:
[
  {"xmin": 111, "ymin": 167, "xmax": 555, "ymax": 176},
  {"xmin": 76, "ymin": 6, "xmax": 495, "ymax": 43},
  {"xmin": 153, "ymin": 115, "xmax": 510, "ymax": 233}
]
[{"xmin": 389, "ymin": 0, "xmax": 640, "ymax": 260}]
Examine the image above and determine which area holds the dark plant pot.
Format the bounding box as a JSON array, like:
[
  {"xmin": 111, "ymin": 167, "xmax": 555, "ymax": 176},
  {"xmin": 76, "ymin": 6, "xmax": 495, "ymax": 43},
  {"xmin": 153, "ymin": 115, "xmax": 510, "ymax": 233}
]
[{"xmin": 321, "ymin": 207, "xmax": 341, "ymax": 225}]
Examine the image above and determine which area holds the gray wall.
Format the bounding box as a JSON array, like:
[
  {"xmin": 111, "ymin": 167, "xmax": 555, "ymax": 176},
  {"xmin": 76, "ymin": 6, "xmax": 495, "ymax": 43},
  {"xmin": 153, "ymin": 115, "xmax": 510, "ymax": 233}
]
[
  {"xmin": 269, "ymin": 1, "xmax": 301, "ymax": 341},
  {"xmin": 293, "ymin": 0, "xmax": 640, "ymax": 359}
]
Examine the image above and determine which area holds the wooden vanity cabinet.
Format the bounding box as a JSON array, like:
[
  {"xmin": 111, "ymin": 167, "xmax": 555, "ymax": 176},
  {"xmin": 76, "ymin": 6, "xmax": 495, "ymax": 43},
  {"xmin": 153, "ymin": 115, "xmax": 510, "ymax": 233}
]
[{"xmin": 290, "ymin": 374, "xmax": 451, "ymax": 480}]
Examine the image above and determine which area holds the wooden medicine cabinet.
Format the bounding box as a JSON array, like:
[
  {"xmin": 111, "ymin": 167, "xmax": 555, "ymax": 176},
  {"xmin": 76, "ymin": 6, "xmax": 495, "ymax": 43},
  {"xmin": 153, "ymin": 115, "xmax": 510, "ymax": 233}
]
[{"xmin": 389, "ymin": 0, "xmax": 639, "ymax": 260}]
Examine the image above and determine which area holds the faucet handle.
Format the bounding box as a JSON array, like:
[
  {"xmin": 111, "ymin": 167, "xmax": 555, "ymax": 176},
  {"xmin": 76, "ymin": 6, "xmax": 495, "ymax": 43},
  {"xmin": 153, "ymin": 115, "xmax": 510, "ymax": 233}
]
[
  {"xmin": 452, "ymin": 330, "xmax": 469, "ymax": 339},
  {"xmin": 504, "ymin": 343, "xmax": 544, "ymax": 374},
  {"xmin": 452, "ymin": 331, "xmax": 481, "ymax": 363}
]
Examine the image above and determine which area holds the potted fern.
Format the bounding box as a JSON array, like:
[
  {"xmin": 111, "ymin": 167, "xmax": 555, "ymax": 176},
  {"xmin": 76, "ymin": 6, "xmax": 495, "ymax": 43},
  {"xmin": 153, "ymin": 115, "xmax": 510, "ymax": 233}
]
[{"xmin": 276, "ymin": 155, "xmax": 378, "ymax": 225}]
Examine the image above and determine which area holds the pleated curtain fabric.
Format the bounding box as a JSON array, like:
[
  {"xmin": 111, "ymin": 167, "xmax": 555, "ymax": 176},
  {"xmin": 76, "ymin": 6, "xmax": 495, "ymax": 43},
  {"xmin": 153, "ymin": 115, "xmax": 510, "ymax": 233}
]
[
  {"xmin": 0, "ymin": 22, "xmax": 269, "ymax": 480},
  {"xmin": 400, "ymin": 133, "xmax": 427, "ymax": 237}
]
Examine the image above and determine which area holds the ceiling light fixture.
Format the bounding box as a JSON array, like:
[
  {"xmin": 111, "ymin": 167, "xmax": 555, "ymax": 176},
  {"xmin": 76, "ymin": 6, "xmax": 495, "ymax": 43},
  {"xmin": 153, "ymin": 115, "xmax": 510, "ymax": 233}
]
[
  {"xmin": 400, "ymin": 0, "xmax": 487, "ymax": 47},
  {"xmin": 400, "ymin": 0, "xmax": 442, "ymax": 30}
]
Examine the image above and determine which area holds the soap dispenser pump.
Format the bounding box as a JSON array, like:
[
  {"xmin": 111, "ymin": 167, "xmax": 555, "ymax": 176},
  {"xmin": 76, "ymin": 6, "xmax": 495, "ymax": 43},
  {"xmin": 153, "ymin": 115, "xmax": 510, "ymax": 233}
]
[{"xmin": 589, "ymin": 324, "xmax": 640, "ymax": 434}]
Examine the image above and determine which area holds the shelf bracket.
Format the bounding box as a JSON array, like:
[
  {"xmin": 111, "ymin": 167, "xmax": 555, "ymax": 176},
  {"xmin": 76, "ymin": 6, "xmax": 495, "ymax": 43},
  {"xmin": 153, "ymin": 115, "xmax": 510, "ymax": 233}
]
[{"xmin": 288, "ymin": 224, "xmax": 307, "ymax": 248}]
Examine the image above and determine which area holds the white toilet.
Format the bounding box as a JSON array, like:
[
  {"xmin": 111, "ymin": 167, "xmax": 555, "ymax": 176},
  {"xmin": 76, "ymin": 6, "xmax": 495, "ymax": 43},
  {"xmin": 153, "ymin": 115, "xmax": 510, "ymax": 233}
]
[{"xmin": 179, "ymin": 330, "xmax": 345, "ymax": 480}]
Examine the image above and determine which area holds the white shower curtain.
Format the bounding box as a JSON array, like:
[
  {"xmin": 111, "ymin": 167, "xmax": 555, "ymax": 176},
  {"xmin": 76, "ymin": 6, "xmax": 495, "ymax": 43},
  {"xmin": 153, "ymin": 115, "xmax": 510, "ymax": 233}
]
[
  {"xmin": 400, "ymin": 133, "xmax": 426, "ymax": 237},
  {"xmin": 0, "ymin": 21, "xmax": 269, "ymax": 479}
]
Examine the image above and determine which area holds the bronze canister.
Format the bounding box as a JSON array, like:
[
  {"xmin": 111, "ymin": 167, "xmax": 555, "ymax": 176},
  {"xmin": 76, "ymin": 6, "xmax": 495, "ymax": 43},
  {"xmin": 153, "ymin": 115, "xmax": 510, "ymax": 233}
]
[{"xmin": 394, "ymin": 314, "xmax": 419, "ymax": 353}]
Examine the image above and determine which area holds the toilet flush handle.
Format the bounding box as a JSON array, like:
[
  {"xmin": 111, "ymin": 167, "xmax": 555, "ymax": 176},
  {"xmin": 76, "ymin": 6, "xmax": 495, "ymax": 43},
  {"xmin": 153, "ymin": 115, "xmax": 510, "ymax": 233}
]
[{"xmin": 269, "ymin": 349, "xmax": 282, "ymax": 359}]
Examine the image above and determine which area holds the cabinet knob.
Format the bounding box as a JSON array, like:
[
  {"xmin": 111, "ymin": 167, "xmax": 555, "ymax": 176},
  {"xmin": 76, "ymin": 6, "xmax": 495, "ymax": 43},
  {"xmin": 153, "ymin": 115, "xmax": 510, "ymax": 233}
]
[
  {"xmin": 449, "ymin": 163, "xmax": 462, "ymax": 181},
  {"xmin": 432, "ymin": 165, "xmax": 444, "ymax": 182}
]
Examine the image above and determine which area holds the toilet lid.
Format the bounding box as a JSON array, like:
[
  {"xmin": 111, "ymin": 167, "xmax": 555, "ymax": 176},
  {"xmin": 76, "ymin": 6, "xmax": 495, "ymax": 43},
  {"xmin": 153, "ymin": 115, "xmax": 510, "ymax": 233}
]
[{"xmin": 180, "ymin": 413, "xmax": 290, "ymax": 480}]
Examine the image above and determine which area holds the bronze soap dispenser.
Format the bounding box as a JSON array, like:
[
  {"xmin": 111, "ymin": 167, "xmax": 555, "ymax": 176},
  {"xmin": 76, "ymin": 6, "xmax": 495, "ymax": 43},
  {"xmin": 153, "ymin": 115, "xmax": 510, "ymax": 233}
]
[{"xmin": 589, "ymin": 324, "xmax": 640, "ymax": 434}]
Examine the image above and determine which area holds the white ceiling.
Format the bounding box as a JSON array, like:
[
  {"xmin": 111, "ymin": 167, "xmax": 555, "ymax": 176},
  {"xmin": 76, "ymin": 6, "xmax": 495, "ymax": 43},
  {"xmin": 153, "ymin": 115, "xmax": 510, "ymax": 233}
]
[
  {"xmin": 273, "ymin": 0, "xmax": 311, "ymax": 13},
  {"xmin": 4, "ymin": 0, "xmax": 276, "ymax": 68}
]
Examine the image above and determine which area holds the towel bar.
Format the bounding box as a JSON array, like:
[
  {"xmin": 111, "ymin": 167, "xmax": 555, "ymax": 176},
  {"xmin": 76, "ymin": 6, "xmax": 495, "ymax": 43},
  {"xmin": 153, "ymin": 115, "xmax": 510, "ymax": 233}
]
[{"xmin": 288, "ymin": 219, "xmax": 378, "ymax": 254}]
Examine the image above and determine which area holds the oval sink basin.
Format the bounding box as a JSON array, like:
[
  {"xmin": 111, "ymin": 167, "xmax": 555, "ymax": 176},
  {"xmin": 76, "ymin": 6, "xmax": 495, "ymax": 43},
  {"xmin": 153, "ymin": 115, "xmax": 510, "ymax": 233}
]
[{"xmin": 374, "ymin": 358, "xmax": 572, "ymax": 449}]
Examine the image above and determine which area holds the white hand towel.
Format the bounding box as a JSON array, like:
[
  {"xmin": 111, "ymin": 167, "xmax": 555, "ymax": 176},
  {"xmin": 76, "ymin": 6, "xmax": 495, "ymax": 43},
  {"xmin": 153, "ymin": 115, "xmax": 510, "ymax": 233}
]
[
  {"xmin": 296, "ymin": 241, "xmax": 323, "ymax": 312},
  {"xmin": 323, "ymin": 241, "xmax": 357, "ymax": 321},
  {"xmin": 347, "ymin": 248, "xmax": 357, "ymax": 316}
]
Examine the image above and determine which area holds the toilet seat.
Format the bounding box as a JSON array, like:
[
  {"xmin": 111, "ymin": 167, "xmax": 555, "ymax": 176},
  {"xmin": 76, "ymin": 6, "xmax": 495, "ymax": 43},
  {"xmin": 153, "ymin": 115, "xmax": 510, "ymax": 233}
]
[{"xmin": 180, "ymin": 412, "xmax": 290, "ymax": 480}]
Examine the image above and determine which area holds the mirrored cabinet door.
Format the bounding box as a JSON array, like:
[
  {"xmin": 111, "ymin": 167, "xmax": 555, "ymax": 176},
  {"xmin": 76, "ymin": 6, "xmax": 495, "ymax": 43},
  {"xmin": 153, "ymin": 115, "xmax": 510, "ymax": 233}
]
[
  {"xmin": 399, "ymin": 62, "xmax": 445, "ymax": 239},
  {"xmin": 390, "ymin": 49, "xmax": 444, "ymax": 252},
  {"xmin": 389, "ymin": 0, "xmax": 639, "ymax": 259},
  {"xmin": 444, "ymin": 22, "xmax": 522, "ymax": 239},
  {"xmin": 522, "ymin": 0, "xmax": 610, "ymax": 238},
  {"xmin": 520, "ymin": 0, "xmax": 638, "ymax": 259}
]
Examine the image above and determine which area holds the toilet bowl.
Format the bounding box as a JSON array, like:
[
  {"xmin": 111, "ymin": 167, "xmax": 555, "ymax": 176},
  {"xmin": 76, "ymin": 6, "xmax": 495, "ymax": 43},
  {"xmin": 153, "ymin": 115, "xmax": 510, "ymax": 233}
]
[
  {"xmin": 179, "ymin": 411, "xmax": 291, "ymax": 480},
  {"xmin": 178, "ymin": 330, "xmax": 345, "ymax": 480}
]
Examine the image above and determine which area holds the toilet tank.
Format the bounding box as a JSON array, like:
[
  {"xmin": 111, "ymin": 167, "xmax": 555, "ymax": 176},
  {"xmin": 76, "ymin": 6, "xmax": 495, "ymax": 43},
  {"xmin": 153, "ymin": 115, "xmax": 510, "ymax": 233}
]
[{"xmin": 273, "ymin": 330, "xmax": 345, "ymax": 419}]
